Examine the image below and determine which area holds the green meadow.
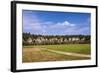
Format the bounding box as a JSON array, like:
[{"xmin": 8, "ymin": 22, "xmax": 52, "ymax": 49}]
[{"xmin": 23, "ymin": 44, "xmax": 91, "ymax": 63}]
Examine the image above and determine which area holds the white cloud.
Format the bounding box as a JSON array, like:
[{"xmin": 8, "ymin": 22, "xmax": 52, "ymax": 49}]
[
  {"xmin": 23, "ymin": 20, "xmax": 77, "ymax": 34},
  {"xmin": 43, "ymin": 21, "xmax": 54, "ymax": 25},
  {"xmin": 23, "ymin": 19, "xmax": 90, "ymax": 35},
  {"xmin": 30, "ymin": 23, "xmax": 42, "ymax": 30},
  {"xmin": 49, "ymin": 21, "xmax": 75, "ymax": 29},
  {"xmin": 63, "ymin": 26, "xmax": 90, "ymax": 35},
  {"xmin": 62, "ymin": 21, "xmax": 75, "ymax": 26}
]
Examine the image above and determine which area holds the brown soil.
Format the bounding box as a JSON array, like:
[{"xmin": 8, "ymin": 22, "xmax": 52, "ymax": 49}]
[{"xmin": 23, "ymin": 48, "xmax": 43, "ymax": 52}]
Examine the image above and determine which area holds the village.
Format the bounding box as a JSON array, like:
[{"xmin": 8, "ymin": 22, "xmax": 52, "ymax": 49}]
[{"xmin": 23, "ymin": 33, "xmax": 90, "ymax": 45}]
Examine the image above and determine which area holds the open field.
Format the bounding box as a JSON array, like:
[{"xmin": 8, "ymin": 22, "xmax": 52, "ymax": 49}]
[{"xmin": 23, "ymin": 44, "xmax": 91, "ymax": 63}]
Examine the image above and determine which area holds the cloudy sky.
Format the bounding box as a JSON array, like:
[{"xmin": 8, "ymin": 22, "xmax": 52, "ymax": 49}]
[{"xmin": 22, "ymin": 10, "xmax": 91, "ymax": 35}]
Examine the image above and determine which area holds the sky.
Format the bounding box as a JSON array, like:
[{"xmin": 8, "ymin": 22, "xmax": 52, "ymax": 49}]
[{"xmin": 22, "ymin": 10, "xmax": 91, "ymax": 35}]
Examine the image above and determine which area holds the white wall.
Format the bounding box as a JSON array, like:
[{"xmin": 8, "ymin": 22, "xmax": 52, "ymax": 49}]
[{"xmin": 0, "ymin": 0, "xmax": 99, "ymax": 73}]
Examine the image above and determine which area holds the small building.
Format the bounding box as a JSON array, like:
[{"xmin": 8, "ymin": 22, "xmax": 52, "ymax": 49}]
[
  {"xmin": 75, "ymin": 38, "xmax": 80, "ymax": 41},
  {"xmin": 36, "ymin": 37, "xmax": 43, "ymax": 43},
  {"xmin": 81, "ymin": 37, "xmax": 85, "ymax": 41},
  {"xmin": 64, "ymin": 38, "xmax": 68, "ymax": 42},
  {"xmin": 72, "ymin": 37, "xmax": 76, "ymax": 41},
  {"xmin": 68, "ymin": 38, "xmax": 72, "ymax": 41},
  {"xmin": 27, "ymin": 37, "xmax": 33, "ymax": 44}
]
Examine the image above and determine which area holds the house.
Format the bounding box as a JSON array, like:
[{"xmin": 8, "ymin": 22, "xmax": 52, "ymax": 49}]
[
  {"xmin": 68, "ymin": 38, "xmax": 72, "ymax": 41},
  {"xmin": 35, "ymin": 37, "xmax": 43, "ymax": 44},
  {"xmin": 27, "ymin": 37, "xmax": 33, "ymax": 44},
  {"xmin": 64, "ymin": 38, "xmax": 68, "ymax": 42},
  {"xmin": 81, "ymin": 37, "xmax": 85, "ymax": 41},
  {"xmin": 72, "ymin": 37, "xmax": 79, "ymax": 41}
]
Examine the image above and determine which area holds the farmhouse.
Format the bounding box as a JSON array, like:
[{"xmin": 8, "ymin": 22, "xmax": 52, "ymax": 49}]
[
  {"xmin": 27, "ymin": 37, "xmax": 33, "ymax": 44},
  {"xmin": 72, "ymin": 37, "xmax": 79, "ymax": 41},
  {"xmin": 35, "ymin": 37, "xmax": 43, "ymax": 43}
]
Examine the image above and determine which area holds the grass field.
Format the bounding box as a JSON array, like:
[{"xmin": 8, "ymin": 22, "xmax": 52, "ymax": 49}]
[{"xmin": 23, "ymin": 44, "xmax": 91, "ymax": 63}]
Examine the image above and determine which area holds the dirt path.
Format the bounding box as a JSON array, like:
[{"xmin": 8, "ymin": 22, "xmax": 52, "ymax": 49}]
[
  {"xmin": 23, "ymin": 48, "xmax": 43, "ymax": 52},
  {"xmin": 43, "ymin": 49, "xmax": 91, "ymax": 58},
  {"xmin": 23, "ymin": 47, "xmax": 91, "ymax": 58}
]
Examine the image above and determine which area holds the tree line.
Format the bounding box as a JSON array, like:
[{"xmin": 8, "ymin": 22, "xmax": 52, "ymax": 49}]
[{"xmin": 23, "ymin": 33, "xmax": 90, "ymax": 45}]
